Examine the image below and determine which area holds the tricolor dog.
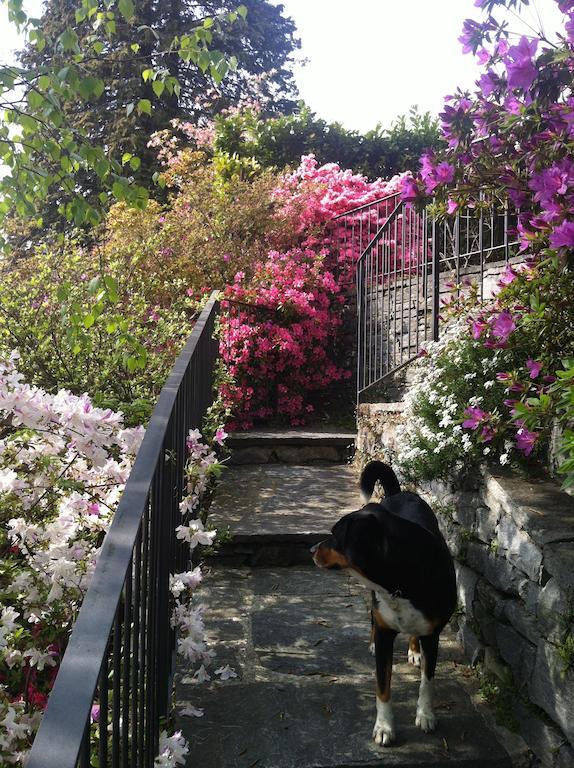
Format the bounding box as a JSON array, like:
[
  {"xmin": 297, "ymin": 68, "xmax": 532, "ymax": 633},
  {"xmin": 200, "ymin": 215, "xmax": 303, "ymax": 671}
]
[{"xmin": 311, "ymin": 461, "xmax": 456, "ymax": 746}]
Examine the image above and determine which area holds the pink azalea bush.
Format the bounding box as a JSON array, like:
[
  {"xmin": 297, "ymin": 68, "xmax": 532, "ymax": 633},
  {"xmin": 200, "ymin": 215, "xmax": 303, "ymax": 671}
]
[{"xmin": 220, "ymin": 155, "xmax": 407, "ymax": 428}]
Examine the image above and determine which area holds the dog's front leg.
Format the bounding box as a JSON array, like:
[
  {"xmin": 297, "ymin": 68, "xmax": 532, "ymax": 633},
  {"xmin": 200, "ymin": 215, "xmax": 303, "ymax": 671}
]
[
  {"xmin": 416, "ymin": 632, "xmax": 439, "ymax": 732},
  {"xmin": 372, "ymin": 625, "xmax": 397, "ymax": 746}
]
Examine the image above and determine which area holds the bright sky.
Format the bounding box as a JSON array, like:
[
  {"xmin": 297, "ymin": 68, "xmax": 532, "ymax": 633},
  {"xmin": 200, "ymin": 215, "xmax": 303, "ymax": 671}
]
[
  {"xmin": 0, "ymin": 0, "xmax": 566, "ymax": 133},
  {"xmin": 271, "ymin": 0, "xmax": 564, "ymax": 132}
]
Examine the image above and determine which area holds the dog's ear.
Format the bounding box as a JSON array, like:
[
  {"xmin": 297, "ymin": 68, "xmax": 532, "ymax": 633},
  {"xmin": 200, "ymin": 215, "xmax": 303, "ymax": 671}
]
[{"xmin": 345, "ymin": 511, "xmax": 387, "ymax": 572}]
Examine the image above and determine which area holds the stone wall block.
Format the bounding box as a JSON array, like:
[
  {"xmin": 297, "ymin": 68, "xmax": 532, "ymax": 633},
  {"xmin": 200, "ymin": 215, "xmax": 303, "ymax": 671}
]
[
  {"xmin": 467, "ymin": 541, "xmax": 522, "ymax": 596},
  {"xmin": 518, "ymin": 578, "xmax": 541, "ymax": 615},
  {"xmin": 457, "ymin": 621, "xmax": 484, "ymax": 665},
  {"xmin": 503, "ymin": 599, "xmax": 541, "ymax": 646},
  {"xmin": 536, "ymin": 578, "xmax": 574, "ymax": 645},
  {"xmin": 496, "ymin": 515, "xmax": 543, "ymax": 582},
  {"xmin": 530, "ymin": 641, "xmax": 574, "ymax": 746},
  {"xmin": 512, "ymin": 699, "xmax": 570, "ymax": 768},
  {"xmin": 475, "ymin": 504, "xmax": 500, "ymax": 544},
  {"xmin": 436, "ymin": 516, "xmax": 466, "ymax": 559},
  {"xmin": 455, "ymin": 562, "xmax": 479, "ymax": 615},
  {"xmin": 495, "ymin": 621, "xmax": 536, "ymax": 692}
]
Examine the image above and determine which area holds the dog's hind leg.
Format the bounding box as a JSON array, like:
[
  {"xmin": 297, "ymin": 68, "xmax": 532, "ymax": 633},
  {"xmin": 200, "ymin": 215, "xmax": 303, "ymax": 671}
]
[
  {"xmin": 408, "ymin": 635, "xmax": 421, "ymax": 667},
  {"xmin": 416, "ymin": 632, "xmax": 439, "ymax": 733},
  {"xmin": 368, "ymin": 592, "xmax": 376, "ymax": 655},
  {"xmin": 372, "ymin": 625, "xmax": 397, "ymax": 746}
]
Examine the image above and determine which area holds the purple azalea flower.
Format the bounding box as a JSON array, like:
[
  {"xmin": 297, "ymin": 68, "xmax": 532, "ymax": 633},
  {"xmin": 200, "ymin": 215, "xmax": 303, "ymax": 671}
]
[
  {"xmin": 526, "ymin": 359, "xmax": 542, "ymax": 379},
  {"xmin": 550, "ymin": 220, "xmax": 574, "ymax": 248},
  {"xmin": 490, "ymin": 311, "xmax": 516, "ymax": 344},
  {"xmin": 479, "ymin": 71, "xmax": 498, "ymax": 97},
  {"xmin": 543, "ymin": 375, "xmax": 557, "ymax": 384},
  {"xmin": 447, "ymin": 198, "xmax": 459, "ymax": 215},
  {"xmin": 463, "ymin": 406, "xmax": 489, "ymax": 430},
  {"xmin": 91, "ymin": 705, "xmax": 101, "ymax": 724},
  {"xmin": 496, "ymin": 371, "xmax": 512, "ymax": 382},
  {"xmin": 400, "ymin": 176, "xmax": 419, "ymax": 203},
  {"xmin": 505, "ymin": 37, "xmax": 538, "ymax": 92},
  {"xmin": 471, "ymin": 319, "xmax": 486, "ymax": 339},
  {"xmin": 498, "ymin": 265, "xmax": 518, "ymax": 286},
  {"xmin": 481, "ymin": 425, "xmax": 495, "ymax": 443},
  {"xmin": 435, "ymin": 162, "xmax": 455, "ymax": 185},
  {"xmin": 515, "ymin": 427, "xmax": 538, "ymax": 456}
]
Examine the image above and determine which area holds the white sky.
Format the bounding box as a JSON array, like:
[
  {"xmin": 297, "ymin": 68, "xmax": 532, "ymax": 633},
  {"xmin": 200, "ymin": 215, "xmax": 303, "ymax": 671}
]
[{"xmin": 0, "ymin": 0, "xmax": 566, "ymax": 133}]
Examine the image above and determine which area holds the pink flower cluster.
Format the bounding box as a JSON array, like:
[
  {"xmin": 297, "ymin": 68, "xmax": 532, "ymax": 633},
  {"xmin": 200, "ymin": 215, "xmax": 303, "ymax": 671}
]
[{"xmin": 219, "ymin": 156, "xmax": 406, "ymax": 428}]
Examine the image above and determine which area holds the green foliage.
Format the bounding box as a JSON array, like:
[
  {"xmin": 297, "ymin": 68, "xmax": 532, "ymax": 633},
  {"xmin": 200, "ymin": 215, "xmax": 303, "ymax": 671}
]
[
  {"xmin": 0, "ymin": 238, "xmax": 202, "ymax": 423},
  {"xmin": 0, "ymin": 0, "xmax": 246, "ymax": 246},
  {"xmin": 212, "ymin": 104, "xmax": 443, "ymax": 179},
  {"xmin": 557, "ymin": 634, "xmax": 574, "ymax": 675},
  {"xmin": 8, "ymin": 0, "xmax": 299, "ymax": 238},
  {"xmin": 478, "ymin": 671, "xmax": 520, "ymax": 732},
  {"xmin": 396, "ymin": 259, "xmax": 574, "ymax": 486}
]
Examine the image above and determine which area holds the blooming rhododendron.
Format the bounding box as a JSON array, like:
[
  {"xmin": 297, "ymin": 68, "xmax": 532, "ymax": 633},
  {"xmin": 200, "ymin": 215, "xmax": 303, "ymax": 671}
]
[{"xmin": 220, "ymin": 156, "xmax": 409, "ymax": 428}]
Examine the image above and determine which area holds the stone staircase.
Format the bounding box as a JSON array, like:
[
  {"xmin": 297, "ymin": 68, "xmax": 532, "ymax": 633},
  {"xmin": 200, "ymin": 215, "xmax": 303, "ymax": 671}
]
[{"xmin": 175, "ymin": 432, "xmax": 531, "ymax": 768}]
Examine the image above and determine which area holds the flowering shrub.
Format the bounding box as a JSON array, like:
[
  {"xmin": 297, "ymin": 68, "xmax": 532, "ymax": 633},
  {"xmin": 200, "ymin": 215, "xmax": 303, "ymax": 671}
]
[
  {"xmin": 0, "ymin": 351, "xmax": 230, "ymax": 765},
  {"xmin": 0, "ymin": 351, "xmax": 144, "ymax": 763},
  {"xmin": 393, "ymin": 1, "xmax": 574, "ymax": 488},
  {"xmin": 395, "ymin": 259, "xmax": 574, "ymax": 486},
  {"xmin": 401, "ymin": 0, "xmax": 574, "ymax": 263},
  {"xmin": 0, "ymin": 239, "xmax": 203, "ymax": 425},
  {"xmin": 219, "ymin": 156, "xmax": 407, "ymax": 427}
]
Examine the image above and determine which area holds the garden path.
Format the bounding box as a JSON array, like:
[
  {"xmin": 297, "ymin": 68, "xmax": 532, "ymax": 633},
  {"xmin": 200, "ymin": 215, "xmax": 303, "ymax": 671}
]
[{"xmin": 175, "ymin": 433, "xmax": 529, "ymax": 768}]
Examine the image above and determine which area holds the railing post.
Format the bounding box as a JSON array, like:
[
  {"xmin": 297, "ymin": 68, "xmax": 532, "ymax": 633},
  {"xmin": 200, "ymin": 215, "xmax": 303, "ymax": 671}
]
[{"xmin": 431, "ymin": 212, "xmax": 440, "ymax": 342}]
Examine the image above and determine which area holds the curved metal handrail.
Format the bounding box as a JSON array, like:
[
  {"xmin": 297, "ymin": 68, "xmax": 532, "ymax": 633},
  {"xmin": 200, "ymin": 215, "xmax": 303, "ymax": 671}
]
[{"xmin": 27, "ymin": 292, "xmax": 220, "ymax": 768}]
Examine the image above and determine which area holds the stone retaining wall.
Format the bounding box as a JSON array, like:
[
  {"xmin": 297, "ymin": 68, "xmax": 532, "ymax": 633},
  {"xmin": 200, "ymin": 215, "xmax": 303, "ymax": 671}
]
[{"xmin": 357, "ymin": 402, "xmax": 574, "ymax": 768}]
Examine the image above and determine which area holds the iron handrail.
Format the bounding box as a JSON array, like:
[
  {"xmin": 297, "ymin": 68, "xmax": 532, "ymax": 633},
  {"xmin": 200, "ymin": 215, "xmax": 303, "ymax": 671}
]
[
  {"xmin": 27, "ymin": 292, "xmax": 220, "ymax": 768},
  {"xmin": 355, "ymin": 199, "xmax": 403, "ymax": 267},
  {"xmin": 331, "ymin": 191, "xmax": 400, "ymax": 220}
]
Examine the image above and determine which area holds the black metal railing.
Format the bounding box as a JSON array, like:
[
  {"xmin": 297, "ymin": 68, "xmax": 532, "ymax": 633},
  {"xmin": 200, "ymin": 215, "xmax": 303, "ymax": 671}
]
[
  {"xmin": 27, "ymin": 292, "xmax": 220, "ymax": 768},
  {"xmin": 344, "ymin": 193, "xmax": 520, "ymax": 399}
]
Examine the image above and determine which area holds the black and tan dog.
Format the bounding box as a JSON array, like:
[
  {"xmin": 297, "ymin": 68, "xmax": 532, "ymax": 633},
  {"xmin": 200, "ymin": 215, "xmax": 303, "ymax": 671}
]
[{"xmin": 311, "ymin": 461, "xmax": 456, "ymax": 746}]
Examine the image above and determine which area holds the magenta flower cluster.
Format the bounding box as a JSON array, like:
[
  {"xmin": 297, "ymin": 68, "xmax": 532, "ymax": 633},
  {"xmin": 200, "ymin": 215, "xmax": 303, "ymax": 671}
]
[
  {"xmin": 402, "ymin": 0, "xmax": 574, "ymax": 258},
  {"xmin": 220, "ymin": 156, "xmax": 407, "ymax": 429}
]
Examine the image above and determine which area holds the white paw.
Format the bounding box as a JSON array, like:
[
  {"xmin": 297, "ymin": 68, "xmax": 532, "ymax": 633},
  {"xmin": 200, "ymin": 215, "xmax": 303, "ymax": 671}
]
[
  {"xmin": 373, "ymin": 720, "xmax": 395, "ymax": 746},
  {"xmin": 407, "ymin": 648, "xmax": 421, "ymax": 667},
  {"xmin": 368, "ymin": 641, "xmax": 375, "ymax": 656},
  {"xmin": 373, "ymin": 700, "xmax": 395, "ymax": 746},
  {"xmin": 415, "ymin": 708, "xmax": 436, "ymax": 733}
]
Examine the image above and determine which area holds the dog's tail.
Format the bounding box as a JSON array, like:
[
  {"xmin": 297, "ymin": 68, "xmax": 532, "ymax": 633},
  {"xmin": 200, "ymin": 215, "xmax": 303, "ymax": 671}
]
[{"xmin": 360, "ymin": 460, "xmax": 401, "ymax": 502}]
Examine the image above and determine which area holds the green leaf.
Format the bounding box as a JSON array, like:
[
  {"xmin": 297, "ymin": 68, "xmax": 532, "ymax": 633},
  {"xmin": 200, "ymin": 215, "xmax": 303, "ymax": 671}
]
[
  {"xmin": 122, "ymin": 152, "xmax": 132, "ymax": 165},
  {"xmin": 237, "ymin": 4, "xmax": 248, "ymax": 19},
  {"xmin": 141, "ymin": 68, "xmax": 153, "ymax": 82},
  {"xmin": 106, "ymin": 321, "xmax": 117, "ymax": 333},
  {"xmin": 152, "ymin": 80, "xmax": 165, "ymax": 98},
  {"xmin": 126, "ymin": 102, "xmax": 135, "ymax": 117},
  {"xmin": 129, "ymin": 156, "xmax": 141, "ymax": 171},
  {"xmin": 118, "ymin": 0, "xmax": 135, "ymax": 20},
  {"xmin": 83, "ymin": 314, "xmax": 95, "ymax": 329},
  {"xmin": 59, "ymin": 28, "xmax": 79, "ymax": 52},
  {"xmin": 137, "ymin": 98, "xmax": 151, "ymax": 115}
]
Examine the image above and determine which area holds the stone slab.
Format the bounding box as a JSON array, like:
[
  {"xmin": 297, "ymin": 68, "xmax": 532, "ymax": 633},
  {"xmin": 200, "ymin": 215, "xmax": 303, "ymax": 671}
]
[
  {"xmin": 176, "ymin": 566, "xmax": 521, "ymax": 768},
  {"xmin": 227, "ymin": 431, "xmax": 357, "ymax": 446},
  {"xmin": 209, "ymin": 465, "xmax": 361, "ymax": 543},
  {"xmin": 176, "ymin": 680, "xmax": 513, "ymax": 768}
]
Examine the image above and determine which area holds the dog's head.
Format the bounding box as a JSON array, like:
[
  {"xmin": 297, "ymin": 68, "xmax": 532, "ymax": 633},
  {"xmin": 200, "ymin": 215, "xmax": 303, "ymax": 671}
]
[{"xmin": 311, "ymin": 506, "xmax": 386, "ymax": 576}]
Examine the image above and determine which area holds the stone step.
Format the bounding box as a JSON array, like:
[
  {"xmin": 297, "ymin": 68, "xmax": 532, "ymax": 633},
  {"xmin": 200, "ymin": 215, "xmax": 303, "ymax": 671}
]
[
  {"xmin": 207, "ymin": 464, "xmax": 361, "ymax": 566},
  {"xmin": 227, "ymin": 430, "xmax": 356, "ymax": 465},
  {"xmin": 175, "ymin": 566, "xmax": 527, "ymax": 768}
]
